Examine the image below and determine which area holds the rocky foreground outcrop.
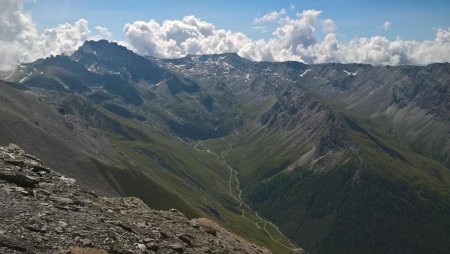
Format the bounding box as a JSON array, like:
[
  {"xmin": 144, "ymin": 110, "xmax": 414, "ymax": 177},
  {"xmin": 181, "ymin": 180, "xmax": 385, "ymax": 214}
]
[{"xmin": 0, "ymin": 144, "xmax": 269, "ymax": 254}]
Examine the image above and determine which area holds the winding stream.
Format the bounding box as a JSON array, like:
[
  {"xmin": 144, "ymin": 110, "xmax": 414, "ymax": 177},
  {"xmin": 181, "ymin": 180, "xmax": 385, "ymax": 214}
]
[{"xmin": 194, "ymin": 131, "xmax": 305, "ymax": 253}]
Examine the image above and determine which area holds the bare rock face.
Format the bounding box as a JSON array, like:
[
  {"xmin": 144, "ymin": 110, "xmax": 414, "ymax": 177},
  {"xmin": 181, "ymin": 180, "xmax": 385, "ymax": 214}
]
[{"xmin": 0, "ymin": 144, "xmax": 270, "ymax": 254}]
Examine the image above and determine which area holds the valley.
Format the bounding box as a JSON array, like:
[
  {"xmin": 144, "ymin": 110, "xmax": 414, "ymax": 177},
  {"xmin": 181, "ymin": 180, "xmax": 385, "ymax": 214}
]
[
  {"xmin": 0, "ymin": 40, "xmax": 449, "ymax": 253},
  {"xmin": 194, "ymin": 133, "xmax": 304, "ymax": 253}
]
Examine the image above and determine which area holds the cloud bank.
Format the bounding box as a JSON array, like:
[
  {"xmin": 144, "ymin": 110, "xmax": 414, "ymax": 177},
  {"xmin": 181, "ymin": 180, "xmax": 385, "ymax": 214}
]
[
  {"xmin": 1, "ymin": 1, "xmax": 449, "ymax": 71},
  {"xmin": 125, "ymin": 9, "xmax": 450, "ymax": 66}
]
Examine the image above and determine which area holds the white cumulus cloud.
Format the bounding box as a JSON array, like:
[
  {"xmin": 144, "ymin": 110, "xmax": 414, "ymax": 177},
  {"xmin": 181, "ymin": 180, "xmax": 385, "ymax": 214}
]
[
  {"xmin": 254, "ymin": 9, "xmax": 287, "ymax": 24},
  {"xmin": 94, "ymin": 25, "xmax": 113, "ymax": 40},
  {"xmin": 125, "ymin": 11, "xmax": 450, "ymax": 65},
  {"xmin": 0, "ymin": 0, "xmax": 36, "ymax": 70},
  {"xmin": 124, "ymin": 15, "xmax": 253, "ymax": 58},
  {"xmin": 322, "ymin": 19, "xmax": 336, "ymax": 34},
  {"xmin": 298, "ymin": 28, "xmax": 450, "ymax": 65},
  {"xmin": 0, "ymin": 0, "xmax": 113, "ymax": 71},
  {"xmin": 26, "ymin": 19, "xmax": 92, "ymax": 62},
  {"xmin": 383, "ymin": 21, "xmax": 391, "ymax": 31},
  {"xmin": 273, "ymin": 9, "xmax": 322, "ymax": 49}
]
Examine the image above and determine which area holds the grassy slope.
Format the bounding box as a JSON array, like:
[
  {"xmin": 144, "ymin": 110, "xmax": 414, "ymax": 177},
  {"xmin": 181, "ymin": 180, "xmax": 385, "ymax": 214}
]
[
  {"xmin": 91, "ymin": 106, "xmax": 298, "ymax": 253},
  {"xmin": 220, "ymin": 106, "xmax": 450, "ymax": 254}
]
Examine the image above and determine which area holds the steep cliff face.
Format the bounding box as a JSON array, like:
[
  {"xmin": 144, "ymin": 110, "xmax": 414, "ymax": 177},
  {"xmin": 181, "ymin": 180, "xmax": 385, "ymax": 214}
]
[
  {"xmin": 293, "ymin": 63, "xmax": 450, "ymax": 166},
  {"xmin": 258, "ymin": 88, "xmax": 354, "ymax": 170},
  {"xmin": 0, "ymin": 144, "xmax": 270, "ymax": 254}
]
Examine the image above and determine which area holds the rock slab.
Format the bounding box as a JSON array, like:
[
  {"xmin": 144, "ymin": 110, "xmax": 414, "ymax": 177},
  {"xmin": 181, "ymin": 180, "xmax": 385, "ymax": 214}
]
[{"xmin": 0, "ymin": 144, "xmax": 270, "ymax": 254}]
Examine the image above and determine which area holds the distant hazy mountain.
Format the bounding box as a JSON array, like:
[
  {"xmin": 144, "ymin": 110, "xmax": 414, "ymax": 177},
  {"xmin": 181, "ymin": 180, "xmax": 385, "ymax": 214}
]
[{"xmin": 1, "ymin": 40, "xmax": 449, "ymax": 254}]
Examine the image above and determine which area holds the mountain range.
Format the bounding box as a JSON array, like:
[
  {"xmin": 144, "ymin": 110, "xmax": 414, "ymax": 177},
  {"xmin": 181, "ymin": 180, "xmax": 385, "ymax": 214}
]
[{"xmin": 0, "ymin": 39, "xmax": 449, "ymax": 254}]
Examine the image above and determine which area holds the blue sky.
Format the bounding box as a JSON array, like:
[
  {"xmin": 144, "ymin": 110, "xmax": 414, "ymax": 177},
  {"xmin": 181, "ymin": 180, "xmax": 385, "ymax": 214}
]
[{"xmin": 25, "ymin": 0, "xmax": 450, "ymax": 42}]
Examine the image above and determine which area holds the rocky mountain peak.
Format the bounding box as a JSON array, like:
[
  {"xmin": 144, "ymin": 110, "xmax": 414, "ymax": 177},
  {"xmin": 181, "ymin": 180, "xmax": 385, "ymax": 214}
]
[
  {"xmin": 74, "ymin": 40, "xmax": 131, "ymax": 58},
  {"xmin": 71, "ymin": 39, "xmax": 175, "ymax": 84},
  {"xmin": 0, "ymin": 144, "xmax": 270, "ymax": 254}
]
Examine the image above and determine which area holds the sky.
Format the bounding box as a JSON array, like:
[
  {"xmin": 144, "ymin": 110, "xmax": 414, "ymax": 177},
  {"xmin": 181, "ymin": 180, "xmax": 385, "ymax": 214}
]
[
  {"xmin": 1, "ymin": 0, "xmax": 449, "ymax": 70},
  {"xmin": 25, "ymin": 0, "xmax": 450, "ymax": 42}
]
